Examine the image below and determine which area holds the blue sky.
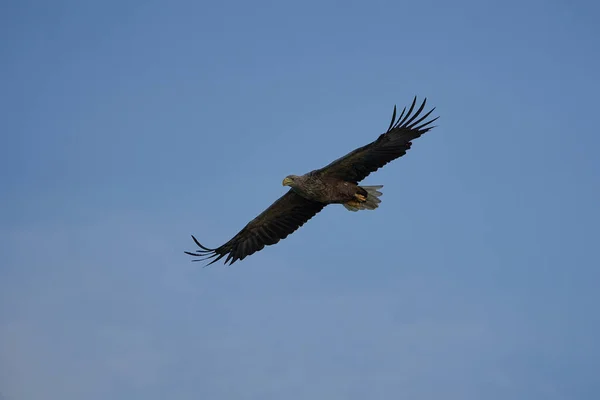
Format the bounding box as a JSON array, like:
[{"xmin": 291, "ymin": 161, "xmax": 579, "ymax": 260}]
[{"xmin": 1, "ymin": 0, "xmax": 599, "ymax": 398}]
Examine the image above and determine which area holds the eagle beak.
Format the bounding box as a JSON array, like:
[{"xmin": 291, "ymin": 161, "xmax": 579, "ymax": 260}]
[{"xmin": 282, "ymin": 177, "xmax": 293, "ymax": 186}]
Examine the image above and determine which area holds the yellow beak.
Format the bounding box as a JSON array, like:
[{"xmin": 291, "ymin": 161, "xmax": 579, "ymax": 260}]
[{"xmin": 282, "ymin": 177, "xmax": 293, "ymax": 186}]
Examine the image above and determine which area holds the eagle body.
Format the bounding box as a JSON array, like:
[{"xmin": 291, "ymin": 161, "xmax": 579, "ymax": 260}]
[
  {"xmin": 282, "ymin": 173, "xmax": 383, "ymax": 212},
  {"xmin": 186, "ymin": 97, "xmax": 439, "ymax": 266},
  {"xmin": 283, "ymin": 173, "xmax": 364, "ymax": 204}
]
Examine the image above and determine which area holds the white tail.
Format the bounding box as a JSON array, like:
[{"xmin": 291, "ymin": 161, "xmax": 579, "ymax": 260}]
[{"xmin": 343, "ymin": 185, "xmax": 384, "ymax": 212}]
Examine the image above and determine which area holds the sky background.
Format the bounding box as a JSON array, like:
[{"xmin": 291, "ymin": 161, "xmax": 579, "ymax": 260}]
[{"xmin": 1, "ymin": 0, "xmax": 600, "ymax": 399}]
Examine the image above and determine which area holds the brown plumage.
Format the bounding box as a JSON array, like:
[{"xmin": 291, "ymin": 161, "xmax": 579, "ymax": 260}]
[{"xmin": 186, "ymin": 96, "xmax": 439, "ymax": 265}]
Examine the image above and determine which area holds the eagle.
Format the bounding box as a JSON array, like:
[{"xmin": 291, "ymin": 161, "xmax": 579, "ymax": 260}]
[{"xmin": 186, "ymin": 97, "xmax": 439, "ymax": 265}]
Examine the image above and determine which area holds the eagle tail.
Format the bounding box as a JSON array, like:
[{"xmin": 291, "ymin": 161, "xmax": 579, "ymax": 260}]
[{"xmin": 343, "ymin": 185, "xmax": 383, "ymax": 212}]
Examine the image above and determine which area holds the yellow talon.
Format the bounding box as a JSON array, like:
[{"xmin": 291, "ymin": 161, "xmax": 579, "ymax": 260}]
[{"xmin": 355, "ymin": 193, "xmax": 367, "ymax": 202}]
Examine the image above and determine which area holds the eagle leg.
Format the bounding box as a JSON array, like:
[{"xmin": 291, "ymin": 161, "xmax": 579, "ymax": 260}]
[
  {"xmin": 346, "ymin": 200, "xmax": 361, "ymax": 208},
  {"xmin": 354, "ymin": 193, "xmax": 367, "ymax": 202}
]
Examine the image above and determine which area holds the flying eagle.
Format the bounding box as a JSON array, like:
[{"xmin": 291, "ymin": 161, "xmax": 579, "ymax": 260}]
[{"xmin": 186, "ymin": 97, "xmax": 439, "ymax": 265}]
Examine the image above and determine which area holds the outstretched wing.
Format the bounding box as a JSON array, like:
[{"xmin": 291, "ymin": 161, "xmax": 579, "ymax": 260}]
[
  {"xmin": 185, "ymin": 189, "xmax": 326, "ymax": 266},
  {"xmin": 314, "ymin": 97, "xmax": 439, "ymax": 183}
]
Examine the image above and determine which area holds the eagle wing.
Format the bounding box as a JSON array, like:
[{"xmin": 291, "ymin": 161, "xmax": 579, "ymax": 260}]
[
  {"xmin": 314, "ymin": 97, "xmax": 438, "ymax": 183},
  {"xmin": 185, "ymin": 189, "xmax": 326, "ymax": 266}
]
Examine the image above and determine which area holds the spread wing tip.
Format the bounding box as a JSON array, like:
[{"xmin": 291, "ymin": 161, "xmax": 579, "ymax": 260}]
[
  {"xmin": 185, "ymin": 235, "xmax": 234, "ymax": 266},
  {"xmin": 386, "ymin": 97, "xmax": 438, "ymax": 133}
]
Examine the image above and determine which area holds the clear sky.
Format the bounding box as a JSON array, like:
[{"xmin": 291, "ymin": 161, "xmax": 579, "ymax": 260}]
[{"xmin": 1, "ymin": 0, "xmax": 599, "ymax": 399}]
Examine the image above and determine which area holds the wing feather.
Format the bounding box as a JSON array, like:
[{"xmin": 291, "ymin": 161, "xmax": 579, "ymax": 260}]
[
  {"xmin": 185, "ymin": 189, "xmax": 325, "ymax": 266},
  {"xmin": 314, "ymin": 97, "xmax": 439, "ymax": 183}
]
